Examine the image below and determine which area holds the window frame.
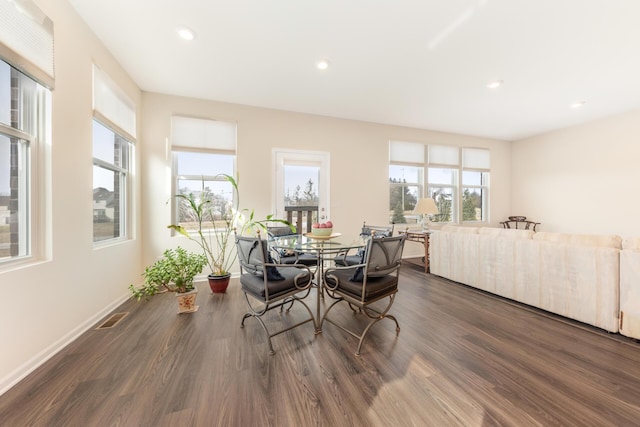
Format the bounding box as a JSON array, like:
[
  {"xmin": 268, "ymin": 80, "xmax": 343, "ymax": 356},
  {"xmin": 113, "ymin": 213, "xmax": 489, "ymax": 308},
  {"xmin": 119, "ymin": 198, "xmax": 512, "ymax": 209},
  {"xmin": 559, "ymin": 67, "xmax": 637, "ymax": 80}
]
[
  {"xmin": 169, "ymin": 116, "xmax": 237, "ymax": 234},
  {"xmin": 389, "ymin": 141, "xmax": 490, "ymax": 226},
  {"xmin": 171, "ymin": 148, "xmax": 237, "ymax": 232},
  {"xmin": 92, "ymin": 118, "xmax": 133, "ymax": 244},
  {"xmin": 0, "ymin": 61, "xmax": 50, "ymax": 268}
]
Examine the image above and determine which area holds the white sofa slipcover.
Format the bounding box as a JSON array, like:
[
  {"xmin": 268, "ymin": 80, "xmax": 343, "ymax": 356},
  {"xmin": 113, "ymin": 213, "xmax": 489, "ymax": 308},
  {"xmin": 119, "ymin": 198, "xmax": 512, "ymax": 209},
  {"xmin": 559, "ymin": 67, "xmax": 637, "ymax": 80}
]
[
  {"xmin": 620, "ymin": 238, "xmax": 640, "ymax": 339},
  {"xmin": 431, "ymin": 227, "xmax": 621, "ymax": 333}
]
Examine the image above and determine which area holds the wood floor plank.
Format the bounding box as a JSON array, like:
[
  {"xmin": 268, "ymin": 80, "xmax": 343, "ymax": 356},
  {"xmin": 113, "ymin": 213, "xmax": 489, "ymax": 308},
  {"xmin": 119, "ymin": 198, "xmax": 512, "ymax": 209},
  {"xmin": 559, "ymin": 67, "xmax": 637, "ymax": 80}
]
[{"xmin": 2, "ymin": 263, "xmax": 640, "ymax": 426}]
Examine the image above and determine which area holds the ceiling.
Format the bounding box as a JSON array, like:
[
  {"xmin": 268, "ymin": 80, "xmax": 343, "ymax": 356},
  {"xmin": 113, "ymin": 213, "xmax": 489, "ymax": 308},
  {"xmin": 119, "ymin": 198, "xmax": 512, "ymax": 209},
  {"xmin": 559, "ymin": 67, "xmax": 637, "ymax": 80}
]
[{"xmin": 68, "ymin": 0, "xmax": 640, "ymax": 141}]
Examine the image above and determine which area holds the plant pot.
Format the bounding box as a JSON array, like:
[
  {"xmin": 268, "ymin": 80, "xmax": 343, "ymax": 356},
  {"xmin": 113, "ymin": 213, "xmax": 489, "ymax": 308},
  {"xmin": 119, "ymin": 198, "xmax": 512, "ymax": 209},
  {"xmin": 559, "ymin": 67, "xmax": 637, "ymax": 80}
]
[
  {"xmin": 176, "ymin": 288, "xmax": 198, "ymax": 313},
  {"xmin": 208, "ymin": 273, "xmax": 231, "ymax": 293}
]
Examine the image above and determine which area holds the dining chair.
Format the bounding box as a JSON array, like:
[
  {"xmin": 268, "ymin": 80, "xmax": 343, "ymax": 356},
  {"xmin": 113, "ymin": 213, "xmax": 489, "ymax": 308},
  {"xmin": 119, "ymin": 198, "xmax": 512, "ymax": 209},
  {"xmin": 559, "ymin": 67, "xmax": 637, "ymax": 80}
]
[
  {"xmin": 334, "ymin": 221, "xmax": 394, "ymax": 267},
  {"xmin": 235, "ymin": 232, "xmax": 316, "ymax": 355},
  {"xmin": 321, "ymin": 234, "xmax": 406, "ymax": 355}
]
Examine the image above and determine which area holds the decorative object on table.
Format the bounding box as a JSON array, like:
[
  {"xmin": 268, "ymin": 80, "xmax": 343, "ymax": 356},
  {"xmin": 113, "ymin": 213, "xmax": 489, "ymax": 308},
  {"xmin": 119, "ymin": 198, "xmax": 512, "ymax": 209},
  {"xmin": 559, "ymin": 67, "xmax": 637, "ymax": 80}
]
[
  {"xmin": 322, "ymin": 235, "xmax": 406, "ymax": 355},
  {"xmin": 235, "ymin": 231, "xmax": 315, "ymax": 355},
  {"xmin": 413, "ymin": 198, "xmax": 439, "ymax": 231},
  {"xmin": 128, "ymin": 247, "xmax": 207, "ymax": 313},
  {"xmin": 168, "ymin": 174, "xmax": 292, "ymax": 294},
  {"xmin": 311, "ymin": 220, "xmax": 333, "ymax": 236},
  {"xmin": 304, "ymin": 231, "xmax": 341, "ymax": 240}
]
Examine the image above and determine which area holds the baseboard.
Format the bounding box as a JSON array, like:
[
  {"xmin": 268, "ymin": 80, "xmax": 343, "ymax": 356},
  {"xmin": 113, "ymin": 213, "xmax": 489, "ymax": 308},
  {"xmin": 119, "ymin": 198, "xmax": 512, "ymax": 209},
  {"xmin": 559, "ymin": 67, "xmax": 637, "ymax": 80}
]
[{"xmin": 0, "ymin": 292, "xmax": 130, "ymax": 397}]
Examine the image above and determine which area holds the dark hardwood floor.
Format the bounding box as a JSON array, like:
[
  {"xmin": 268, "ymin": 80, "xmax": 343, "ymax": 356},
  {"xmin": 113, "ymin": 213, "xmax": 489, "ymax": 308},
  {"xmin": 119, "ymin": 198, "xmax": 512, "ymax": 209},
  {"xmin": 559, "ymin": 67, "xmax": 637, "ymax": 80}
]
[{"xmin": 2, "ymin": 261, "xmax": 640, "ymax": 426}]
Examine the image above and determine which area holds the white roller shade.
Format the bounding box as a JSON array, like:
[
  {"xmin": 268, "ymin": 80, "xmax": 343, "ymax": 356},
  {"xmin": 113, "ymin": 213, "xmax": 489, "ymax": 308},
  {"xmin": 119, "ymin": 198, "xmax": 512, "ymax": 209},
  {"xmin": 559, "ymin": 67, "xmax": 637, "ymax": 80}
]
[
  {"xmin": 389, "ymin": 140, "xmax": 424, "ymax": 164},
  {"xmin": 463, "ymin": 148, "xmax": 490, "ymax": 169},
  {"xmin": 93, "ymin": 64, "xmax": 136, "ymax": 140},
  {"xmin": 171, "ymin": 116, "xmax": 236, "ymax": 152},
  {"xmin": 428, "ymin": 145, "xmax": 459, "ymax": 166},
  {"xmin": 0, "ymin": 0, "xmax": 54, "ymax": 88}
]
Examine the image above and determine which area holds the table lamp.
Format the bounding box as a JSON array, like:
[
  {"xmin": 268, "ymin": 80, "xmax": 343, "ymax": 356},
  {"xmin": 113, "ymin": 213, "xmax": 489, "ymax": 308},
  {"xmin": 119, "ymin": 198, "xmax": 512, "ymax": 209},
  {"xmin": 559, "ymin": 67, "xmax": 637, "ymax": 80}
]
[{"xmin": 413, "ymin": 198, "xmax": 439, "ymax": 231}]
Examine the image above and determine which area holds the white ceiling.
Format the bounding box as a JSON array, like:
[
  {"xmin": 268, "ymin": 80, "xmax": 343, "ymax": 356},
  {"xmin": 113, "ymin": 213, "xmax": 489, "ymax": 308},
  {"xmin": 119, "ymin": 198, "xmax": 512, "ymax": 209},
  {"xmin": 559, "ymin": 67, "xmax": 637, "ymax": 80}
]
[{"xmin": 68, "ymin": 0, "xmax": 640, "ymax": 141}]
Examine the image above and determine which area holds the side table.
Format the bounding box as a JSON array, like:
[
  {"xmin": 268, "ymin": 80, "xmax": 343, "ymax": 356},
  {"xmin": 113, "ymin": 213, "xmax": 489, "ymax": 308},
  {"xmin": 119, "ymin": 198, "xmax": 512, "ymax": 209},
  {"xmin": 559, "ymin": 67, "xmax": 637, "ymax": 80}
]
[{"xmin": 398, "ymin": 229, "xmax": 431, "ymax": 273}]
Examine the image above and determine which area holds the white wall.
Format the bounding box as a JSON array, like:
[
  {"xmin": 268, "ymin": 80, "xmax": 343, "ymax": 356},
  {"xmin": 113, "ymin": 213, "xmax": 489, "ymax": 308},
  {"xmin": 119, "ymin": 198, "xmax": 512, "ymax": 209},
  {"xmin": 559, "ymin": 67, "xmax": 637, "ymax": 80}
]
[
  {"xmin": 0, "ymin": 0, "xmax": 142, "ymax": 394},
  {"xmin": 141, "ymin": 92, "xmax": 512, "ymax": 266},
  {"xmin": 511, "ymin": 108, "xmax": 640, "ymax": 238}
]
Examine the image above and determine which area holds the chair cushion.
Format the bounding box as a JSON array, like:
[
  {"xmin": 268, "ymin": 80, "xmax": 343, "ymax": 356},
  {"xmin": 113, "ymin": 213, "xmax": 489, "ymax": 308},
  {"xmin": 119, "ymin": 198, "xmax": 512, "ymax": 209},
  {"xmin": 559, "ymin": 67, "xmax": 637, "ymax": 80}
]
[
  {"xmin": 241, "ymin": 267, "xmax": 312, "ymax": 301},
  {"xmin": 279, "ymin": 253, "xmax": 318, "ymax": 266},
  {"xmin": 325, "ymin": 269, "xmax": 398, "ymax": 301}
]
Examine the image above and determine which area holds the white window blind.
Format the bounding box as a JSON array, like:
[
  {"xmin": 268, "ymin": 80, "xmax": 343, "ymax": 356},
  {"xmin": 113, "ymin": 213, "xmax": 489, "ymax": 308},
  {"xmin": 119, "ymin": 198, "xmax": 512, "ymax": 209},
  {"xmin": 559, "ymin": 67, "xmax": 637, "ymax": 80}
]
[
  {"xmin": 429, "ymin": 145, "xmax": 459, "ymax": 166},
  {"xmin": 0, "ymin": 0, "xmax": 54, "ymax": 88},
  {"xmin": 93, "ymin": 64, "xmax": 136, "ymax": 140},
  {"xmin": 389, "ymin": 140, "xmax": 424, "ymax": 164},
  {"xmin": 462, "ymin": 147, "xmax": 490, "ymax": 169},
  {"xmin": 171, "ymin": 116, "xmax": 236, "ymax": 153}
]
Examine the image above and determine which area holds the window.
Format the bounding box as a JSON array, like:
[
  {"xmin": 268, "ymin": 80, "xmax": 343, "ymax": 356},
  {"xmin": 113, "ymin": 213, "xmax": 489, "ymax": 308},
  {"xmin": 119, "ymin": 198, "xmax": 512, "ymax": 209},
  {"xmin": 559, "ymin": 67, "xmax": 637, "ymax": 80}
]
[
  {"xmin": 461, "ymin": 148, "xmax": 490, "ymax": 222},
  {"xmin": 428, "ymin": 145, "xmax": 460, "ymax": 224},
  {"xmin": 0, "ymin": 0, "xmax": 54, "ymax": 265},
  {"xmin": 389, "ymin": 141, "xmax": 424, "ymax": 224},
  {"xmin": 171, "ymin": 116, "xmax": 236, "ymax": 231},
  {"xmin": 0, "ymin": 59, "xmax": 50, "ymax": 264},
  {"xmin": 92, "ymin": 120, "xmax": 132, "ymax": 241},
  {"xmin": 92, "ymin": 64, "xmax": 136, "ymax": 243},
  {"xmin": 389, "ymin": 142, "xmax": 490, "ymax": 225}
]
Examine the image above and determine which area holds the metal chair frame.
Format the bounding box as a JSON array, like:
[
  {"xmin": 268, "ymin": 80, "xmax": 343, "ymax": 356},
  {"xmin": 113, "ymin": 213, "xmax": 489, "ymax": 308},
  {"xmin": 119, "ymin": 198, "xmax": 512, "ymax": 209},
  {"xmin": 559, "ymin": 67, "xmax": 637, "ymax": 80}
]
[
  {"xmin": 321, "ymin": 235, "xmax": 406, "ymax": 356},
  {"xmin": 236, "ymin": 233, "xmax": 316, "ymax": 355}
]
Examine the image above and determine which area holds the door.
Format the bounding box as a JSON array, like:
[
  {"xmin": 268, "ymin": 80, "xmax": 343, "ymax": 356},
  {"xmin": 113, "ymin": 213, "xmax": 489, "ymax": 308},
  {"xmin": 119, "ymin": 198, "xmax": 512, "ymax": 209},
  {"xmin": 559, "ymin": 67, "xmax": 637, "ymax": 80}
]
[{"xmin": 273, "ymin": 149, "xmax": 330, "ymax": 233}]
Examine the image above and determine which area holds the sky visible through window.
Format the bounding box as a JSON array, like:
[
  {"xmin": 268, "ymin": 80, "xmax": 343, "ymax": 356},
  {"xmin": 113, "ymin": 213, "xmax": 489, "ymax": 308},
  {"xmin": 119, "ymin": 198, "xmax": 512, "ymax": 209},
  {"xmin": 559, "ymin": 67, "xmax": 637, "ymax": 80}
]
[{"xmin": 284, "ymin": 165, "xmax": 319, "ymax": 203}]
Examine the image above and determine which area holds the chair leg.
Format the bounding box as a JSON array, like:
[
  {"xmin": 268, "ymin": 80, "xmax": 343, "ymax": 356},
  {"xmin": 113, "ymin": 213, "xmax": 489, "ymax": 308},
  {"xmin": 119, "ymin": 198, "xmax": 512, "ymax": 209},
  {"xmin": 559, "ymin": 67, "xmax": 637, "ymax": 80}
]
[
  {"xmin": 241, "ymin": 291, "xmax": 315, "ymax": 355},
  {"xmin": 324, "ymin": 294, "xmax": 399, "ymax": 356}
]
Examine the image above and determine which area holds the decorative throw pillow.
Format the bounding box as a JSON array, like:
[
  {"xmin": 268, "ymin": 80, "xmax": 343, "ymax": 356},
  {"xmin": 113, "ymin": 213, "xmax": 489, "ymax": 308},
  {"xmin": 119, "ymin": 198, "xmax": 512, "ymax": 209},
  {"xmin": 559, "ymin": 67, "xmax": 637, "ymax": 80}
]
[
  {"xmin": 350, "ymin": 248, "xmax": 367, "ymax": 282},
  {"xmin": 266, "ymin": 253, "xmax": 285, "ymax": 281}
]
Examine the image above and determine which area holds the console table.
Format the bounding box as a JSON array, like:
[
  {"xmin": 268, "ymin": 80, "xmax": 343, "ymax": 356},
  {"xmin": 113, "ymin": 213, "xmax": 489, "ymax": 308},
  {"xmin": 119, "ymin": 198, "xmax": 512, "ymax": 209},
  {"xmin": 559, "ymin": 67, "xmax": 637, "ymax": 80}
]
[{"xmin": 398, "ymin": 229, "xmax": 431, "ymax": 273}]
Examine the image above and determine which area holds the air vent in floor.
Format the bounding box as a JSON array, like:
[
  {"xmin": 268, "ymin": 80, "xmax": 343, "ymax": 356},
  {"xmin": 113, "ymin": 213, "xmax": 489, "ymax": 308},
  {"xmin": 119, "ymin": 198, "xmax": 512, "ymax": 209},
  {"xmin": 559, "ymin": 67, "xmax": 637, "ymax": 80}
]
[{"xmin": 96, "ymin": 312, "xmax": 128, "ymax": 330}]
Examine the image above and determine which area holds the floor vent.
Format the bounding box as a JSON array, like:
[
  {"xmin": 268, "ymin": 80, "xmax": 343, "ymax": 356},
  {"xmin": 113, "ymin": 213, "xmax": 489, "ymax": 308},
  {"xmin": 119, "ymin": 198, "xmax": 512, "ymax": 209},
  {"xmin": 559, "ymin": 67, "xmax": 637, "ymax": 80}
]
[{"xmin": 96, "ymin": 312, "xmax": 129, "ymax": 330}]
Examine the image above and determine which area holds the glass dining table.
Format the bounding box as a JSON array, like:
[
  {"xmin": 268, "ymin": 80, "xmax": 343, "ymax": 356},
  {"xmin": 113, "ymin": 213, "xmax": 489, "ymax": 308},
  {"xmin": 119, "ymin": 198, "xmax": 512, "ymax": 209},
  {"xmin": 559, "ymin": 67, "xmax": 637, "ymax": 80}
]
[{"xmin": 270, "ymin": 232, "xmax": 367, "ymax": 333}]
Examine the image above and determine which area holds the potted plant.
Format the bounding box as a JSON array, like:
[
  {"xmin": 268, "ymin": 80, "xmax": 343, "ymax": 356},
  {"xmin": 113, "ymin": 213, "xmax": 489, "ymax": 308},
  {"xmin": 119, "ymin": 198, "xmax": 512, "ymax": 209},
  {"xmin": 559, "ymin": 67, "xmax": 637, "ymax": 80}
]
[
  {"xmin": 129, "ymin": 246, "xmax": 207, "ymax": 313},
  {"xmin": 168, "ymin": 174, "xmax": 291, "ymax": 293}
]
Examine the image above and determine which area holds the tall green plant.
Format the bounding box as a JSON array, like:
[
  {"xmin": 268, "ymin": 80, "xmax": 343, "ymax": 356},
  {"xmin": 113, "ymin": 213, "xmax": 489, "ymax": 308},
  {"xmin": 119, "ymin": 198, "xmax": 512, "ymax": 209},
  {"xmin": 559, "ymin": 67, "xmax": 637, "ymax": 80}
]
[{"xmin": 168, "ymin": 174, "xmax": 292, "ymax": 276}]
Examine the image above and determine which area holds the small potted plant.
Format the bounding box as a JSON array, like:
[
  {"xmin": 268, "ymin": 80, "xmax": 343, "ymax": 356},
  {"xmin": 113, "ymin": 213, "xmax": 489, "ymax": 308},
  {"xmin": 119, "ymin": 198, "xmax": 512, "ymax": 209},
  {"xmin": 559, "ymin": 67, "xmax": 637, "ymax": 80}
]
[
  {"xmin": 129, "ymin": 246, "xmax": 207, "ymax": 313},
  {"xmin": 168, "ymin": 174, "xmax": 291, "ymax": 293}
]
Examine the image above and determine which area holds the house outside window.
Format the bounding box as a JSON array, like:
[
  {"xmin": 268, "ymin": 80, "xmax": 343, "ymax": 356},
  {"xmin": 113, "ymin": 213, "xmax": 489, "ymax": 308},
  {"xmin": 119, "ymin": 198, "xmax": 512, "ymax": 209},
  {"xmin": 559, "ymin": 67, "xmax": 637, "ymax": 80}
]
[{"xmin": 170, "ymin": 116, "xmax": 237, "ymax": 231}]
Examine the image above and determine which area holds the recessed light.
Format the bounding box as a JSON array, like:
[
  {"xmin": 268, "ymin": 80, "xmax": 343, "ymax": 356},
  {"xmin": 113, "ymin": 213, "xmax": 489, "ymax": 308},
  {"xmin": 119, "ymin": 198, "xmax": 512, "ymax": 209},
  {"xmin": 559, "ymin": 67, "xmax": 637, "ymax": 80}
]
[
  {"xmin": 570, "ymin": 101, "xmax": 586, "ymax": 109},
  {"xmin": 316, "ymin": 60, "xmax": 329, "ymax": 70},
  {"xmin": 176, "ymin": 25, "xmax": 196, "ymax": 41},
  {"xmin": 486, "ymin": 80, "xmax": 503, "ymax": 89}
]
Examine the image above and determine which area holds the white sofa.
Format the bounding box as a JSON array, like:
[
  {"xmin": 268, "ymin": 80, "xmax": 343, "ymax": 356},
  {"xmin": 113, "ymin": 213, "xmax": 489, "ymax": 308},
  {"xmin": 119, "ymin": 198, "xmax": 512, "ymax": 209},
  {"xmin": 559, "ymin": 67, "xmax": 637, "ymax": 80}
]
[
  {"xmin": 620, "ymin": 238, "xmax": 640, "ymax": 339},
  {"xmin": 431, "ymin": 226, "xmax": 621, "ymax": 333}
]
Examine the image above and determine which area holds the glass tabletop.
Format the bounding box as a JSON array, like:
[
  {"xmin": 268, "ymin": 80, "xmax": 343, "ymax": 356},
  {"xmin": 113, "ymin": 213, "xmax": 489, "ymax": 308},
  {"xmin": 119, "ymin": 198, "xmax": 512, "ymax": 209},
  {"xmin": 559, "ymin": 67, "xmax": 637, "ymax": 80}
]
[{"xmin": 271, "ymin": 233, "xmax": 367, "ymax": 255}]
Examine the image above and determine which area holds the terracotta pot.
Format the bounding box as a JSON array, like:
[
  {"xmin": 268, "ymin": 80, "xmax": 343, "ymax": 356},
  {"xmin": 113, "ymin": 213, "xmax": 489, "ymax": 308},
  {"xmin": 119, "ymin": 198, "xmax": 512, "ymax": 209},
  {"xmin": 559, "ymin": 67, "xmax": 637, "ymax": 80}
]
[
  {"xmin": 208, "ymin": 273, "xmax": 231, "ymax": 293},
  {"xmin": 176, "ymin": 288, "xmax": 198, "ymax": 313}
]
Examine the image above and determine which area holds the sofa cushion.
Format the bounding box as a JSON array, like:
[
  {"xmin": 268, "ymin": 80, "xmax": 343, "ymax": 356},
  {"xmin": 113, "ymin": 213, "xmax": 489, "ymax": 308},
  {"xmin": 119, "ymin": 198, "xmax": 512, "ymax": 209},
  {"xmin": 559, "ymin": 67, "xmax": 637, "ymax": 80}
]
[
  {"xmin": 479, "ymin": 227, "xmax": 534, "ymax": 239},
  {"xmin": 622, "ymin": 237, "xmax": 640, "ymax": 250},
  {"xmin": 533, "ymin": 232, "xmax": 622, "ymax": 249},
  {"xmin": 441, "ymin": 225, "xmax": 480, "ymax": 234}
]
